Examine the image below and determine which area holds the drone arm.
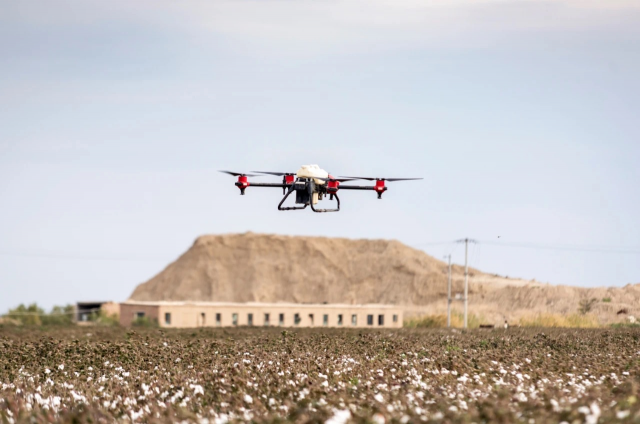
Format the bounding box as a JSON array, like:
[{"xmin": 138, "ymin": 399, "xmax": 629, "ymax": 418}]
[
  {"xmin": 335, "ymin": 184, "xmax": 387, "ymax": 199},
  {"xmin": 245, "ymin": 183, "xmax": 288, "ymax": 188},
  {"xmin": 334, "ymin": 185, "xmax": 376, "ymax": 191}
]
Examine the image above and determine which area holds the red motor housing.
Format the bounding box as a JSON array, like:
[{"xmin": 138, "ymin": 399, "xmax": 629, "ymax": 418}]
[
  {"xmin": 374, "ymin": 179, "xmax": 386, "ymax": 199},
  {"xmin": 235, "ymin": 175, "xmax": 250, "ymax": 195},
  {"xmin": 327, "ymin": 180, "xmax": 340, "ymax": 193},
  {"xmin": 285, "ymin": 175, "xmax": 295, "ymax": 184}
]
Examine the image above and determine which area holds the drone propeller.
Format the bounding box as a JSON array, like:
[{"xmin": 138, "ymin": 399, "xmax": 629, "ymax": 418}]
[
  {"xmin": 252, "ymin": 171, "xmax": 297, "ymax": 195},
  {"xmin": 219, "ymin": 170, "xmax": 262, "ymax": 177},
  {"xmin": 252, "ymin": 171, "xmax": 296, "ymax": 176},
  {"xmin": 338, "ymin": 176, "xmax": 423, "ymax": 182},
  {"xmin": 315, "ymin": 177, "xmax": 358, "ymax": 183}
]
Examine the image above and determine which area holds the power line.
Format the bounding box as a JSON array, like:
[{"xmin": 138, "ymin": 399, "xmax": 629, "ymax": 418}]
[
  {"xmin": 0, "ymin": 251, "xmax": 169, "ymax": 262},
  {"xmin": 410, "ymin": 241, "xmax": 456, "ymax": 247},
  {"xmin": 477, "ymin": 240, "xmax": 640, "ymax": 254},
  {"xmin": 3, "ymin": 307, "xmax": 101, "ymax": 316}
]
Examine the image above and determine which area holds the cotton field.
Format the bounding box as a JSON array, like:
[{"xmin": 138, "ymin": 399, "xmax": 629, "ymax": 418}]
[{"xmin": 0, "ymin": 327, "xmax": 639, "ymax": 423}]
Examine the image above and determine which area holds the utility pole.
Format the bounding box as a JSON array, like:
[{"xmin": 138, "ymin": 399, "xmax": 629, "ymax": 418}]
[
  {"xmin": 456, "ymin": 238, "xmax": 476, "ymax": 328},
  {"xmin": 445, "ymin": 254, "xmax": 452, "ymax": 328}
]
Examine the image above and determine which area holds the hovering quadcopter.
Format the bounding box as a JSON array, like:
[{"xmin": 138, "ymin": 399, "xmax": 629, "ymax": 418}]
[{"xmin": 220, "ymin": 164, "xmax": 422, "ymax": 213}]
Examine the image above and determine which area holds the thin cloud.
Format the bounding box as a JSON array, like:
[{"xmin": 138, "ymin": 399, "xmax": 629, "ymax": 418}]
[{"xmin": 3, "ymin": 0, "xmax": 639, "ymax": 55}]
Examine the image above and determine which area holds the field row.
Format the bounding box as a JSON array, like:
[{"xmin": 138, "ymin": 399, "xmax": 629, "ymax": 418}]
[{"xmin": 1, "ymin": 327, "xmax": 639, "ymax": 423}]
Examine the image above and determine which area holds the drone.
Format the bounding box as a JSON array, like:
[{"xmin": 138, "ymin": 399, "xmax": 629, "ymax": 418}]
[{"xmin": 220, "ymin": 164, "xmax": 422, "ymax": 213}]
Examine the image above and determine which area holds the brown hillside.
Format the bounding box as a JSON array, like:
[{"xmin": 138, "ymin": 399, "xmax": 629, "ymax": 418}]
[
  {"xmin": 130, "ymin": 233, "xmax": 472, "ymax": 305},
  {"xmin": 129, "ymin": 233, "xmax": 640, "ymax": 325}
]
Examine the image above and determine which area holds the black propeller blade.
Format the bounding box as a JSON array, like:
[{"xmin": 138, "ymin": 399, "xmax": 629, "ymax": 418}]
[
  {"xmin": 338, "ymin": 176, "xmax": 423, "ymax": 182},
  {"xmin": 252, "ymin": 171, "xmax": 296, "ymax": 176},
  {"xmin": 252, "ymin": 171, "xmax": 297, "ymax": 195},
  {"xmin": 219, "ymin": 170, "xmax": 262, "ymax": 177},
  {"xmin": 316, "ymin": 177, "xmax": 358, "ymax": 183}
]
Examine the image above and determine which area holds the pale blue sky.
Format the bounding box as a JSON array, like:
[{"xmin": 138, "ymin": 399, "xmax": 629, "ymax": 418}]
[{"xmin": 1, "ymin": 0, "xmax": 639, "ymax": 313}]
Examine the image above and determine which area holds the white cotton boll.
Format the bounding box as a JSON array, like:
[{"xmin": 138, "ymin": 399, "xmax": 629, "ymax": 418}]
[
  {"xmin": 374, "ymin": 393, "xmax": 384, "ymax": 403},
  {"xmin": 244, "ymin": 394, "xmax": 253, "ymax": 404},
  {"xmin": 44, "ymin": 369, "xmax": 51, "ymax": 374},
  {"xmin": 372, "ymin": 413, "xmax": 385, "ymax": 424},
  {"xmin": 322, "ymin": 381, "xmax": 329, "ymax": 387},
  {"xmin": 325, "ymin": 409, "xmax": 351, "ymax": 424},
  {"xmin": 617, "ymin": 411, "xmax": 630, "ymax": 419},
  {"xmin": 58, "ymin": 365, "xmax": 64, "ymax": 371}
]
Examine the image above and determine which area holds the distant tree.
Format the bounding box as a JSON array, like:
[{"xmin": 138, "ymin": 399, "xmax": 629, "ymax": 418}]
[
  {"xmin": 42, "ymin": 305, "xmax": 75, "ymax": 326},
  {"xmin": 4, "ymin": 303, "xmax": 77, "ymax": 326},
  {"xmin": 6, "ymin": 303, "xmax": 44, "ymax": 326},
  {"xmin": 579, "ymin": 298, "xmax": 598, "ymax": 315}
]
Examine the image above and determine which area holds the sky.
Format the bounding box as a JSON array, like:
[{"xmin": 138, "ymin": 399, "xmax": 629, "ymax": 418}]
[{"xmin": 1, "ymin": 0, "xmax": 639, "ymax": 313}]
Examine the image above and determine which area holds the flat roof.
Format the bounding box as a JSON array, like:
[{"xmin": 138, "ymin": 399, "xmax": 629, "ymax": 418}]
[{"xmin": 122, "ymin": 301, "xmax": 400, "ymax": 309}]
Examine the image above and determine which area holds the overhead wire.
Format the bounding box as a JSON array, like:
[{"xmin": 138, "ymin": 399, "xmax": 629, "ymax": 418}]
[
  {"xmin": 477, "ymin": 240, "xmax": 640, "ymax": 254},
  {"xmin": 3, "ymin": 307, "xmax": 102, "ymax": 316},
  {"xmin": 0, "ymin": 251, "xmax": 169, "ymax": 262},
  {"xmin": 0, "ymin": 239, "xmax": 638, "ymax": 265}
]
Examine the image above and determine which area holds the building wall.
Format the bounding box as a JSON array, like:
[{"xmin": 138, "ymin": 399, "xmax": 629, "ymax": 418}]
[
  {"xmin": 120, "ymin": 302, "xmax": 403, "ymax": 328},
  {"xmin": 120, "ymin": 303, "xmax": 160, "ymax": 327},
  {"xmin": 100, "ymin": 302, "xmax": 120, "ymax": 318}
]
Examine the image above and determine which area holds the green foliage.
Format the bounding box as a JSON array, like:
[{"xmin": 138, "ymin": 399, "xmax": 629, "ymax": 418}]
[
  {"xmin": 42, "ymin": 305, "xmax": 75, "ymax": 326},
  {"xmin": 579, "ymin": 298, "xmax": 598, "ymax": 315},
  {"xmin": 3, "ymin": 303, "xmax": 77, "ymax": 326},
  {"xmin": 610, "ymin": 322, "xmax": 640, "ymax": 328},
  {"xmin": 87, "ymin": 310, "xmax": 120, "ymax": 326},
  {"xmin": 131, "ymin": 316, "xmax": 159, "ymax": 328},
  {"xmin": 602, "ymin": 297, "xmax": 612, "ymax": 303},
  {"xmin": 4, "ymin": 303, "xmax": 45, "ymax": 326}
]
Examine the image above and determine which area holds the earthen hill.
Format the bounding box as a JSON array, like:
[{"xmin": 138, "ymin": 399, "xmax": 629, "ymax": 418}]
[{"xmin": 129, "ymin": 233, "xmax": 640, "ymax": 324}]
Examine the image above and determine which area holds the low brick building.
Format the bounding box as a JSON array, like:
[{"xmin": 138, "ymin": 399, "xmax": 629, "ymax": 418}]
[{"xmin": 120, "ymin": 301, "xmax": 403, "ymax": 328}]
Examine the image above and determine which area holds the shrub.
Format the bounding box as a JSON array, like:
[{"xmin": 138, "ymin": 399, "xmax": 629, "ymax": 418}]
[
  {"xmin": 41, "ymin": 305, "xmax": 75, "ymax": 326},
  {"xmin": 87, "ymin": 310, "xmax": 120, "ymax": 326},
  {"xmin": 404, "ymin": 311, "xmax": 484, "ymax": 329},
  {"xmin": 579, "ymin": 298, "xmax": 598, "ymax": 315},
  {"xmin": 132, "ymin": 316, "xmax": 158, "ymax": 328},
  {"xmin": 602, "ymin": 297, "xmax": 612, "ymax": 303}
]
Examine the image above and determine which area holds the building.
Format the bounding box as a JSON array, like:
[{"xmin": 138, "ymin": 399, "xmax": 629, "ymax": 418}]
[
  {"xmin": 120, "ymin": 301, "xmax": 403, "ymax": 328},
  {"xmin": 75, "ymin": 301, "xmax": 120, "ymax": 323}
]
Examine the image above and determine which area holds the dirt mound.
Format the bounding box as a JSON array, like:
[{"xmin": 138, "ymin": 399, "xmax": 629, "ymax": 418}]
[
  {"xmin": 130, "ymin": 233, "xmax": 465, "ymax": 305},
  {"xmin": 129, "ymin": 233, "xmax": 640, "ymax": 325}
]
